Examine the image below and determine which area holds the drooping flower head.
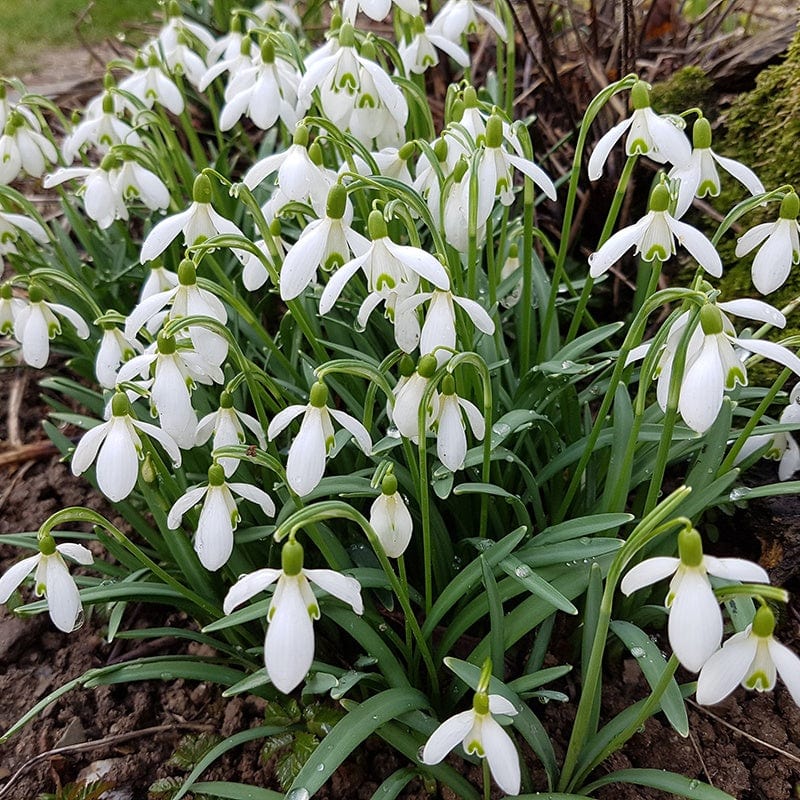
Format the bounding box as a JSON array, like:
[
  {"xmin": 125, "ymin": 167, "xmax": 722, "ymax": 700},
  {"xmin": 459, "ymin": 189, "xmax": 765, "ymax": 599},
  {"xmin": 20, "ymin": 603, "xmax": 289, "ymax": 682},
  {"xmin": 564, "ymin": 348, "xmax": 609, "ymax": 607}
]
[
  {"xmin": 421, "ymin": 659, "xmax": 520, "ymax": 796},
  {"xmin": 621, "ymin": 527, "xmax": 770, "ymax": 672},
  {"xmin": 588, "ymin": 79, "xmax": 691, "ymax": 180},
  {"xmin": 369, "ymin": 470, "xmax": 412, "ymax": 558},
  {"xmin": 223, "ymin": 536, "xmax": 364, "ymax": 693},
  {"xmin": 0, "ymin": 533, "xmax": 93, "ymax": 633},
  {"xmin": 697, "ymin": 605, "xmax": 800, "ymax": 707}
]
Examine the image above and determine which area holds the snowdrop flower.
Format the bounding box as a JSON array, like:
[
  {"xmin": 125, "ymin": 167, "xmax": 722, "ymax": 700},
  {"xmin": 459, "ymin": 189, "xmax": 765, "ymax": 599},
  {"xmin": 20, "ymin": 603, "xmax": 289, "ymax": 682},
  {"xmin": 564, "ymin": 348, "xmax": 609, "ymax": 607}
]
[
  {"xmin": 697, "ymin": 605, "xmax": 800, "ymax": 707},
  {"xmin": 422, "ymin": 669, "xmax": 520, "ymax": 797},
  {"xmin": 0, "ymin": 535, "xmax": 93, "ymax": 633},
  {"xmin": 734, "ymin": 383, "xmax": 800, "ymax": 480},
  {"xmin": 319, "ymin": 209, "xmax": 450, "ymax": 315},
  {"xmin": 279, "ymin": 184, "xmax": 369, "ymax": 301},
  {"xmin": 252, "ymin": 0, "xmax": 302, "ymax": 27},
  {"xmin": 114, "ymin": 158, "xmax": 171, "ymax": 213},
  {"xmin": 0, "ymin": 210, "xmax": 48, "ymax": 256},
  {"xmin": 297, "ymin": 25, "xmax": 408, "ymax": 147},
  {"xmin": 399, "ymin": 16, "xmax": 470, "ymax": 74},
  {"xmin": 71, "ymin": 392, "xmax": 181, "ymax": 501},
  {"xmin": 205, "ymin": 13, "xmax": 250, "ymax": 66},
  {"xmin": 243, "ymin": 125, "xmax": 336, "ymax": 208},
  {"xmin": 679, "ymin": 301, "xmax": 800, "ymax": 433},
  {"xmin": 588, "ymin": 79, "xmax": 691, "ymax": 180},
  {"xmin": 0, "ymin": 111, "xmax": 59, "ymax": 184},
  {"xmin": 499, "ymin": 243, "xmax": 522, "ymax": 308},
  {"xmin": 351, "ymin": 143, "xmax": 416, "ymax": 187},
  {"xmin": 140, "ymin": 173, "xmax": 246, "ymax": 265},
  {"xmin": 196, "ymin": 390, "xmax": 268, "ymax": 477},
  {"xmin": 116, "ymin": 332, "xmax": 221, "ymax": 449},
  {"xmin": 168, "ymin": 463, "xmax": 275, "ymax": 570},
  {"xmin": 475, "ymin": 114, "xmax": 557, "ymax": 220},
  {"xmin": 342, "ymin": 0, "xmax": 419, "ymax": 21},
  {"xmin": 125, "ymin": 259, "xmax": 228, "ymax": 366},
  {"xmin": 735, "ymin": 191, "xmax": 800, "ymax": 295},
  {"xmin": 44, "ymin": 157, "xmax": 129, "ymax": 230},
  {"xmin": 430, "ymin": 0, "xmax": 508, "ymax": 44},
  {"xmin": 241, "ymin": 227, "xmax": 287, "ymax": 291},
  {"xmin": 118, "ymin": 51, "xmax": 185, "ymax": 117},
  {"xmin": 61, "ymin": 93, "xmax": 141, "ymax": 162},
  {"xmin": 588, "ymin": 184, "xmax": 722, "ymax": 279},
  {"xmin": 268, "ymin": 381, "xmax": 372, "ymax": 497},
  {"xmin": 621, "ymin": 527, "xmax": 770, "ymax": 671},
  {"xmin": 397, "ymin": 287, "xmax": 495, "ymax": 365},
  {"xmin": 13, "ymin": 285, "xmax": 90, "ymax": 369},
  {"xmin": 369, "ymin": 470, "xmax": 412, "ymax": 558},
  {"xmin": 391, "ymin": 354, "xmax": 440, "ymax": 442},
  {"xmin": 668, "ymin": 117, "xmax": 764, "ymax": 219},
  {"xmin": 0, "ymin": 283, "xmax": 26, "ymax": 334},
  {"xmin": 156, "ymin": 1, "xmax": 215, "ymax": 57},
  {"xmin": 435, "ymin": 374, "xmax": 485, "ymax": 471},
  {"xmin": 201, "ymin": 34, "xmax": 255, "ymax": 92},
  {"xmin": 224, "ymin": 537, "xmax": 364, "ymax": 693},
  {"xmin": 141, "ymin": 262, "xmax": 178, "ymax": 302},
  {"xmin": 219, "ymin": 41, "xmax": 301, "ymax": 131},
  {"xmin": 96, "ymin": 321, "xmax": 143, "ymax": 389}
]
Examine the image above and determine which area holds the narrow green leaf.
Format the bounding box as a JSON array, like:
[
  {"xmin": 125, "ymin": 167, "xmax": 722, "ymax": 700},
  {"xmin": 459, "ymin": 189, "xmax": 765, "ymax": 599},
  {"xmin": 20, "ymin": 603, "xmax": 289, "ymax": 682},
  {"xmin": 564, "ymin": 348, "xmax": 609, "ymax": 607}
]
[
  {"xmin": 370, "ymin": 767, "xmax": 417, "ymax": 799},
  {"xmin": 187, "ymin": 782, "xmax": 283, "ymax": 800},
  {"xmin": 82, "ymin": 658, "xmax": 244, "ymax": 688},
  {"xmin": 609, "ymin": 620, "xmax": 688, "ymax": 736},
  {"xmin": 288, "ymin": 689, "xmax": 429, "ymax": 797},
  {"xmin": 582, "ymin": 768, "xmax": 737, "ymax": 799},
  {"xmin": 480, "ymin": 555, "xmax": 504, "ymax": 678},
  {"xmin": 173, "ymin": 727, "xmax": 285, "ymax": 800},
  {"xmin": 531, "ymin": 514, "xmax": 633, "ymax": 545},
  {"xmin": 498, "ymin": 555, "xmax": 578, "ymax": 614}
]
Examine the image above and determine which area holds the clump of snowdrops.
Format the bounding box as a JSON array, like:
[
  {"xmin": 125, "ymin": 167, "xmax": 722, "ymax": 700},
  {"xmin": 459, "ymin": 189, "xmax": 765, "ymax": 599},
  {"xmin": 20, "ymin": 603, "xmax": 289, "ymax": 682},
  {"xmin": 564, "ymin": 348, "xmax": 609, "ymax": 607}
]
[{"xmin": 0, "ymin": 0, "xmax": 799, "ymax": 797}]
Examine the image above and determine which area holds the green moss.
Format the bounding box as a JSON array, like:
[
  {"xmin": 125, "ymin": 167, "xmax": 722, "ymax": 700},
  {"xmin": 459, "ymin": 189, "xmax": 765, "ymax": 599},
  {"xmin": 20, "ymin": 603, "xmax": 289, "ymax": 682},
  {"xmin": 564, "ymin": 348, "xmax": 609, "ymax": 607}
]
[{"xmin": 650, "ymin": 66, "xmax": 714, "ymax": 117}]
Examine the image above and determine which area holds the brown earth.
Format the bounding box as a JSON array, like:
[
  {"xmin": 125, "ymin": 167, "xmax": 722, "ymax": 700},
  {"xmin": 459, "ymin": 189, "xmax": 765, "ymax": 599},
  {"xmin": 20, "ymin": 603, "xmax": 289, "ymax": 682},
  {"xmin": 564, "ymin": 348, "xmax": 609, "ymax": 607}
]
[{"xmin": 1, "ymin": 366, "xmax": 799, "ymax": 800}]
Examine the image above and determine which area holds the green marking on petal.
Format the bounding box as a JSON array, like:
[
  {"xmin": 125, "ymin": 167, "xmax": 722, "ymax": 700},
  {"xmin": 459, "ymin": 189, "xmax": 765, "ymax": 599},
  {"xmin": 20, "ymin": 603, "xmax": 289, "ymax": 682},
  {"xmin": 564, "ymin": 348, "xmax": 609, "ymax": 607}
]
[
  {"xmin": 745, "ymin": 670, "xmax": 769, "ymax": 690},
  {"xmin": 629, "ymin": 137, "xmax": 649, "ymax": 155},
  {"xmin": 725, "ymin": 365, "xmax": 746, "ymax": 390},
  {"xmin": 697, "ymin": 179, "xmax": 718, "ymax": 198},
  {"xmin": 376, "ymin": 273, "xmax": 396, "ymax": 290},
  {"xmin": 466, "ymin": 740, "xmax": 484, "ymax": 756},
  {"xmin": 644, "ymin": 243, "xmax": 668, "ymax": 262}
]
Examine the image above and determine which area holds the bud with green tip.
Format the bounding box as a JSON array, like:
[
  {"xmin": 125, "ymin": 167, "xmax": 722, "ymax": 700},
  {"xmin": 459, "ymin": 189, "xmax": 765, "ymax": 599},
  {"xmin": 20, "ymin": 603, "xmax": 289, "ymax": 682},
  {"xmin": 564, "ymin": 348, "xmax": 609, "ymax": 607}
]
[{"xmin": 369, "ymin": 468, "xmax": 413, "ymax": 557}]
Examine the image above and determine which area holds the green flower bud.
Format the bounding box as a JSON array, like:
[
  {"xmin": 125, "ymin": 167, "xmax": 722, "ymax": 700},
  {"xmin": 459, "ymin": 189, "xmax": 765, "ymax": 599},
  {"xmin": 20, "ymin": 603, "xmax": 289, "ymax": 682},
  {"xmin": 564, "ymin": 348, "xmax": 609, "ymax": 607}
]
[
  {"xmin": 38, "ymin": 533, "xmax": 57, "ymax": 556},
  {"xmin": 100, "ymin": 152, "xmax": 120, "ymax": 172},
  {"xmin": 452, "ymin": 156, "xmax": 468, "ymax": 183},
  {"xmin": 339, "ymin": 22, "xmax": 355, "ymax": 48},
  {"xmin": 449, "ymin": 99, "xmax": 464, "ymax": 124},
  {"xmin": 102, "ymin": 93, "xmax": 115, "ymax": 115},
  {"xmin": 412, "ymin": 15, "xmax": 426, "ymax": 33},
  {"xmin": 293, "ymin": 123, "xmax": 309, "ymax": 148},
  {"xmin": 261, "ymin": 40, "xmax": 275, "ymax": 64},
  {"xmin": 508, "ymin": 243, "xmax": 519, "ymax": 259},
  {"xmin": 440, "ymin": 373, "xmax": 456, "ymax": 395},
  {"xmin": 472, "ymin": 691, "xmax": 489, "ymax": 715},
  {"xmin": 281, "ymin": 536, "xmax": 304, "ymax": 575},
  {"xmin": 433, "ymin": 137, "xmax": 448, "ymax": 163},
  {"xmin": 463, "ymin": 85, "xmax": 478, "ymax": 108},
  {"xmin": 141, "ymin": 453, "xmax": 157, "ymax": 483},
  {"xmin": 692, "ymin": 117, "xmax": 712, "ymax": 150},
  {"xmin": 157, "ymin": 331, "xmax": 177, "ymax": 355},
  {"xmin": 111, "ymin": 391, "xmax": 131, "ymax": 417},
  {"xmin": 417, "ymin": 354, "xmax": 437, "ymax": 378},
  {"xmin": 220, "ymin": 390, "xmax": 234, "ymax": 409},
  {"xmin": 178, "ymin": 259, "xmax": 197, "ymax": 286},
  {"xmin": 678, "ymin": 527, "xmax": 703, "ymax": 568},
  {"xmin": 326, "ymin": 184, "xmax": 347, "ymax": 220},
  {"xmin": 167, "ymin": 0, "xmax": 181, "ymax": 18},
  {"xmin": 0, "ymin": 283, "xmax": 12, "ymax": 300},
  {"xmin": 239, "ymin": 34, "xmax": 252, "ymax": 56},
  {"xmin": 269, "ymin": 218, "xmax": 282, "ymax": 237},
  {"xmin": 779, "ymin": 191, "xmax": 800, "ymax": 220},
  {"xmin": 192, "ymin": 173, "xmax": 213, "ymax": 204},
  {"xmin": 208, "ymin": 463, "xmax": 226, "ymax": 486},
  {"xmin": 398, "ymin": 141, "xmax": 415, "ymax": 161},
  {"xmin": 147, "ymin": 50, "xmax": 161, "ymax": 68},
  {"xmin": 648, "ymin": 184, "xmax": 671, "ymax": 213},
  {"xmin": 28, "ymin": 284, "xmax": 44, "ymax": 304},
  {"xmin": 398, "ymin": 354, "xmax": 415, "ymax": 377},
  {"xmin": 361, "ymin": 39, "xmax": 376, "ymax": 61},
  {"xmin": 485, "ymin": 115, "xmax": 503, "ymax": 149},
  {"xmin": 752, "ymin": 604, "xmax": 776, "ymax": 638},
  {"xmin": 308, "ymin": 141, "xmax": 324, "ymax": 166},
  {"xmin": 700, "ymin": 303, "xmax": 724, "ymax": 336},
  {"xmin": 381, "ymin": 472, "xmax": 398, "ymax": 495},
  {"xmin": 309, "ymin": 381, "xmax": 329, "ymax": 408},
  {"xmin": 631, "ymin": 79, "xmax": 651, "ymax": 110},
  {"xmin": 368, "ymin": 209, "xmax": 388, "ymax": 240}
]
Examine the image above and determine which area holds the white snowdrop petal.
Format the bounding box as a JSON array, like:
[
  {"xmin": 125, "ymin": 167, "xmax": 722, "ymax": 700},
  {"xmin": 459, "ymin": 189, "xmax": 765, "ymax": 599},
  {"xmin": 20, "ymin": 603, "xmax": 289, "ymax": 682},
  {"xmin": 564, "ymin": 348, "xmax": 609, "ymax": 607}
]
[
  {"xmin": 96, "ymin": 421, "xmax": 140, "ymax": 501},
  {"xmin": 286, "ymin": 409, "xmax": 327, "ymax": 496},
  {"xmin": 140, "ymin": 208, "xmax": 193, "ymax": 264},
  {"xmin": 481, "ymin": 716, "xmax": 521, "ymax": 796},
  {"xmin": 588, "ymin": 216, "xmax": 651, "ymax": 278},
  {"xmin": 696, "ymin": 632, "xmax": 756, "ymax": 704},
  {"xmin": 767, "ymin": 638, "xmax": 800, "ymax": 705},
  {"xmin": 195, "ymin": 488, "xmax": 235, "ymax": 570},
  {"xmin": 679, "ymin": 337, "xmax": 725, "ymax": 433},
  {"xmin": 488, "ymin": 695, "xmax": 518, "ymax": 716},
  {"xmin": 265, "ymin": 576, "xmax": 315, "ymax": 693},
  {"xmin": 328, "ymin": 408, "xmax": 372, "ymax": 455},
  {"xmin": 55, "ymin": 543, "xmax": 94, "ymax": 566},
  {"xmin": 167, "ymin": 485, "xmax": 208, "ymax": 529},
  {"xmin": 267, "ymin": 404, "xmax": 306, "ymax": 440},
  {"xmin": 704, "ymin": 556, "xmax": 769, "ymax": 584},
  {"xmin": 667, "ymin": 217, "xmax": 722, "ymax": 277},
  {"xmin": 71, "ymin": 422, "xmax": 110, "ymax": 476},
  {"xmin": 668, "ymin": 570, "xmax": 722, "ymax": 672},
  {"xmin": 588, "ymin": 117, "xmax": 633, "ymax": 180},
  {"xmin": 223, "ymin": 568, "xmax": 282, "ymax": 613},
  {"xmin": 421, "ymin": 710, "xmax": 475, "ymax": 764},
  {"xmin": 229, "ymin": 482, "xmax": 276, "ymax": 516},
  {"xmin": 44, "ymin": 555, "xmax": 82, "ymax": 633},
  {"xmin": 620, "ymin": 557, "xmax": 679, "ymax": 596},
  {"xmin": 718, "ymin": 298, "xmax": 785, "ymax": 328},
  {"xmin": 305, "ymin": 568, "xmax": 364, "ymax": 613},
  {"xmin": 0, "ymin": 555, "xmax": 40, "ymax": 603},
  {"xmin": 735, "ymin": 222, "xmax": 773, "ymax": 258}
]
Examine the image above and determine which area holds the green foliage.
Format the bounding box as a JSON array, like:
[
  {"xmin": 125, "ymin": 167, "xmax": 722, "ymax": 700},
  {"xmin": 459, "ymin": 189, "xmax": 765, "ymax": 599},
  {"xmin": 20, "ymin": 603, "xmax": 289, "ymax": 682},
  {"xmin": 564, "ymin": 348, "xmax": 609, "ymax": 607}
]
[
  {"xmin": 650, "ymin": 67, "xmax": 714, "ymax": 118},
  {"xmin": 259, "ymin": 698, "xmax": 345, "ymax": 790},
  {"xmin": 167, "ymin": 732, "xmax": 226, "ymax": 770},
  {"xmin": 39, "ymin": 782, "xmax": 114, "ymax": 800}
]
